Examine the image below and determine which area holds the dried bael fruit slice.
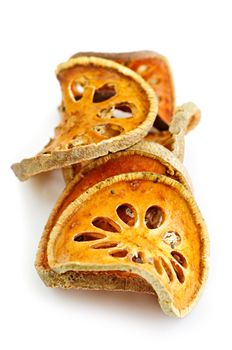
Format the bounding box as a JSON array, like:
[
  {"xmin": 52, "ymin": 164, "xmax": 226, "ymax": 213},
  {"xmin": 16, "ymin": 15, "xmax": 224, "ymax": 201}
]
[
  {"xmin": 39, "ymin": 172, "xmax": 208, "ymax": 317},
  {"xmin": 35, "ymin": 141, "xmax": 192, "ymax": 282},
  {"xmin": 71, "ymin": 51, "xmax": 175, "ymax": 129},
  {"xmin": 35, "ymin": 142, "xmax": 193, "ymax": 296},
  {"xmin": 11, "ymin": 57, "xmax": 158, "ymax": 181},
  {"xmin": 62, "ymin": 102, "xmax": 200, "ymax": 183}
]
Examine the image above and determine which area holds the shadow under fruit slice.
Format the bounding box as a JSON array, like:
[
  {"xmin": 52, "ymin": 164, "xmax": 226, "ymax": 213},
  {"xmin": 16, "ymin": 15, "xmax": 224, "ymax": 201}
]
[
  {"xmin": 71, "ymin": 50, "xmax": 175, "ymax": 129},
  {"xmin": 45, "ymin": 172, "xmax": 208, "ymax": 317},
  {"xmin": 11, "ymin": 56, "xmax": 158, "ymax": 181}
]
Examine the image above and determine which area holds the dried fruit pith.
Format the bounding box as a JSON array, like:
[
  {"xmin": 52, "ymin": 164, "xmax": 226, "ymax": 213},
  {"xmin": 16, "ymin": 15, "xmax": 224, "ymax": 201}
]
[
  {"xmin": 11, "ymin": 56, "xmax": 157, "ymax": 181},
  {"xmin": 35, "ymin": 141, "xmax": 192, "ymax": 278},
  {"xmin": 71, "ymin": 51, "xmax": 175, "ymax": 128},
  {"xmin": 44, "ymin": 172, "xmax": 208, "ymax": 317}
]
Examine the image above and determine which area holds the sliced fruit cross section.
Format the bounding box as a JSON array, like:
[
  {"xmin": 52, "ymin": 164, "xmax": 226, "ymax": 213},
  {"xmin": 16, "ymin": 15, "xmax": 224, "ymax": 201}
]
[
  {"xmin": 12, "ymin": 56, "xmax": 157, "ymax": 181},
  {"xmin": 35, "ymin": 140, "xmax": 192, "ymax": 284},
  {"xmin": 71, "ymin": 51, "xmax": 175, "ymax": 128},
  {"xmin": 47, "ymin": 172, "xmax": 209, "ymax": 317}
]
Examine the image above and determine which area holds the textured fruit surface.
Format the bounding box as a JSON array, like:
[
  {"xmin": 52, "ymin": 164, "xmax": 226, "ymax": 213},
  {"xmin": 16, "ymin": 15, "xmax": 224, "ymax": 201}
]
[
  {"xmin": 47, "ymin": 172, "xmax": 208, "ymax": 317},
  {"xmin": 11, "ymin": 57, "xmax": 157, "ymax": 181},
  {"xmin": 71, "ymin": 51, "xmax": 175, "ymax": 127},
  {"xmin": 36, "ymin": 142, "xmax": 191, "ymax": 281},
  {"xmin": 59, "ymin": 153, "xmax": 188, "ymax": 222},
  {"xmin": 46, "ymin": 60, "xmax": 152, "ymax": 152}
]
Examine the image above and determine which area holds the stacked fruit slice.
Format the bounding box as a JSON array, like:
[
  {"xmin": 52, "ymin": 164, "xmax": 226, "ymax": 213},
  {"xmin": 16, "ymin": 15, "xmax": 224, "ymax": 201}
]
[{"xmin": 12, "ymin": 51, "xmax": 209, "ymax": 317}]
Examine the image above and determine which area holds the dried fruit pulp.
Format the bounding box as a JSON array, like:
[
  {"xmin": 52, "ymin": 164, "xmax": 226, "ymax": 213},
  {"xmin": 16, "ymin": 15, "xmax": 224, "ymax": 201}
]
[
  {"xmin": 12, "ymin": 57, "xmax": 157, "ymax": 181},
  {"xmin": 48, "ymin": 173, "xmax": 208, "ymax": 316},
  {"xmin": 43, "ymin": 65, "xmax": 150, "ymax": 153},
  {"xmin": 71, "ymin": 51, "xmax": 175, "ymax": 127},
  {"xmin": 38, "ymin": 151, "xmax": 189, "ymax": 271}
]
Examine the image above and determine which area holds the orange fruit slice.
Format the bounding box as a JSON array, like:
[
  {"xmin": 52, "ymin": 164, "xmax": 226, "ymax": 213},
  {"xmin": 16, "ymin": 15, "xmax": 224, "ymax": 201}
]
[
  {"xmin": 38, "ymin": 172, "xmax": 208, "ymax": 317},
  {"xmin": 71, "ymin": 50, "xmax": 175, "ymax": 129},
  {"xmin": 11, "ymin": 57, "xmax": 157, "ymax": 181},
  {"xmin": 35, "ymin": 141, "xmax": 192, "ymax": 287}
]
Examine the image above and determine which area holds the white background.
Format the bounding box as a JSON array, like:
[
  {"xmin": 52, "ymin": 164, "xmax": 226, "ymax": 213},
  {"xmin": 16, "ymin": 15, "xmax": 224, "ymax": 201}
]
[{"xmin": 1, "ymin": 0, "xmax": 232, "ymax": 349}]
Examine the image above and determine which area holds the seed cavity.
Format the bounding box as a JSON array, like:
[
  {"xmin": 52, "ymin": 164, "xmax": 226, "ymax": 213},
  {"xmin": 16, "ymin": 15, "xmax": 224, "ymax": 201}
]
[
  {"xmin": 153, "ymin": 258, "xmax": 163, "ymax": 274},
  {"xmin": 92, "ymin": 217, "xmax": 121, "ymax": 233},
  {"xmin": 93, "ymin": 124, "xmax": 123, "ymax": 137},
  {"xmin": 71, "ymin": 81, "xmax": 84, "ymax": 101},
  {"xmin": 112, "ymin": 103, "xmax": 133, "ymax": 118},
  {"xmin": 145, "ymin": 206, "xmax": 164, "ymax": 229},
  {"xmin": 93, "ymin": 84, "xmax": 116, "ymax": 103},
  {"xmin": 73, "ymin": 232, "xmax": 105, "ymax": 242},
  {"xmin": 110, "ymin": 249, "xmax": 128, "ymax": 258},
  {"xmin": 132, "ymin": 252, "xmax": 144, "ymax": 264},
  {"xmin": 171, "ymin": 251, "xmax": 187, "ymax": 268},
  {"xmin": 160, "ymin": 257, "xmax": 174, "ymax": 282},
  {"xmin": 91, "ymin": 242, "xmax": 118, "ymax": 249},
  {"xmin": 97, "ymin": 102, "xmax": 133, "ymax": 119},
  {"xmin": 162, "ymin": 231, "xmax": 181, "ymax": 248},
  {"xmin": 170, "ymin": 260, "xmax": 185, "ymax": 283},
  {"xmin": 117, "ymin": 204, "xmax": 137, "ymax": 226}
]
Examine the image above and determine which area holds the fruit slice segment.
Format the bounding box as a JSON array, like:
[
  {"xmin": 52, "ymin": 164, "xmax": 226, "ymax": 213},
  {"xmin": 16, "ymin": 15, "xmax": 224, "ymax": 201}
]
[
  {"xmin": 11, "ymin": 56, "xmax": 157, "ymax": 181},
  {"xmin": 71, "ymin": 50, "xmax": 175, "ymax": 128},
  {"xmin": 35, "ymin": 141, "xmax": 192, "ymax": 286},
  {"xmin": 47, "ymin": 172, "xmax": 208, "ymax": 317}
]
